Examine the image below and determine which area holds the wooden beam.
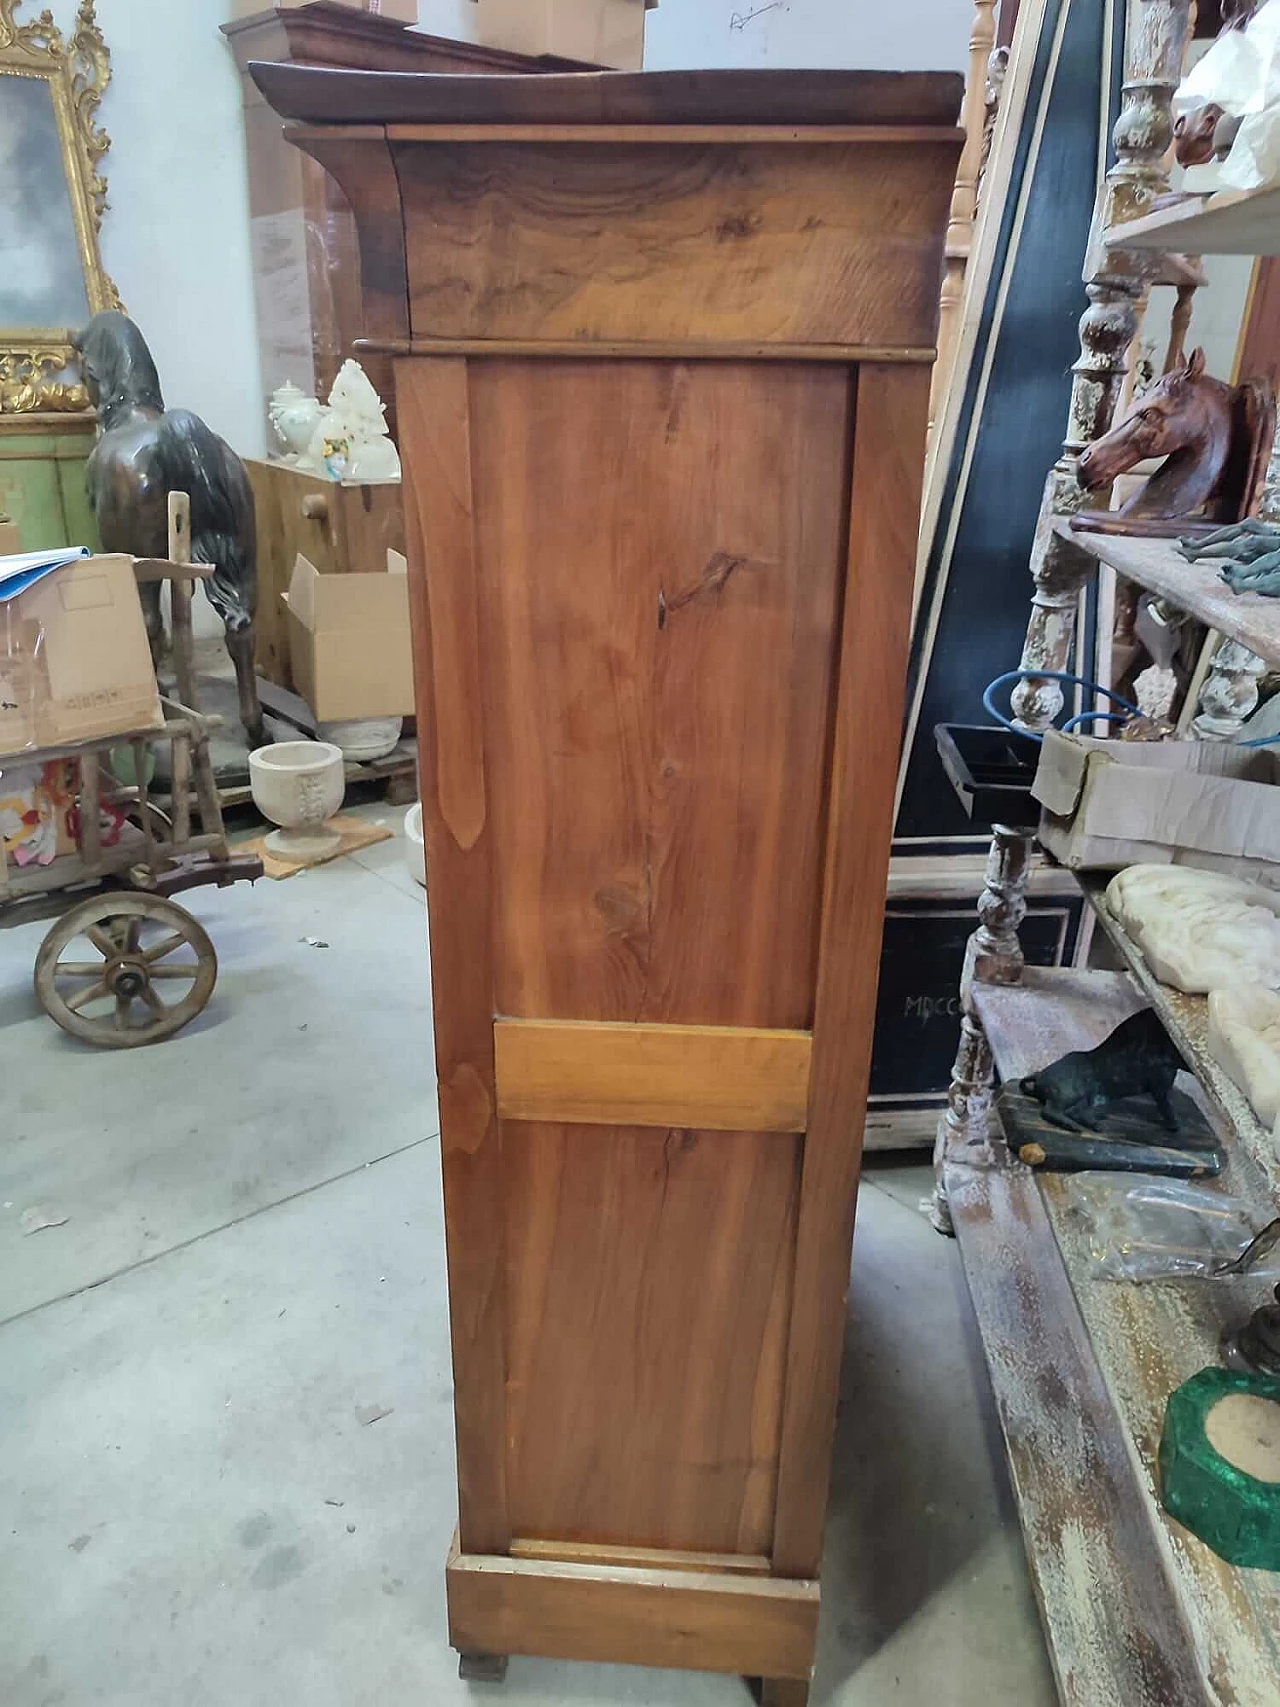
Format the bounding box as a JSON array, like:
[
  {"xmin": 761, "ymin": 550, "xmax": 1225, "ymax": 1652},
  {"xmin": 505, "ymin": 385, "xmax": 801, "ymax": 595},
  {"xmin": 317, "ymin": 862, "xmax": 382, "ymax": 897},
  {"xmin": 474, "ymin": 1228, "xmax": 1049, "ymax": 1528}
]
[
  {"xmin": 447, "ymin": 1539, "xmax": 818, "ymax": 1680},
  {"xmin": 356, "ymin": 336, "xmax": 939, "ymax": 364},
  {"xmin": 493, "ymin": 1018, "xmax": 812, "ymax": 1132},
  {"xmin": 397, "ymin": 356, "xmax": 509, "ymax": 1555},
  {"xmin": 385, "ymin": 123, "xmax": 965, "ymax": 145}
]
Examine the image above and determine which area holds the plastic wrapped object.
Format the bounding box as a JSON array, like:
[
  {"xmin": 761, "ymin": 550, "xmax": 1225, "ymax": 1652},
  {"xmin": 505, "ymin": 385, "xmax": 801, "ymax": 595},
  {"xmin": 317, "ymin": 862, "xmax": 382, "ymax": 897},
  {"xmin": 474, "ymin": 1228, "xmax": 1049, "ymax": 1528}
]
[
  {"xmin": 1175, "ymin": 0, "xmax": 1280, "ymax": 189},
  {"xmin": 1065, "ymin": 1171, "xmax": 1280, "ymax": 1282}
]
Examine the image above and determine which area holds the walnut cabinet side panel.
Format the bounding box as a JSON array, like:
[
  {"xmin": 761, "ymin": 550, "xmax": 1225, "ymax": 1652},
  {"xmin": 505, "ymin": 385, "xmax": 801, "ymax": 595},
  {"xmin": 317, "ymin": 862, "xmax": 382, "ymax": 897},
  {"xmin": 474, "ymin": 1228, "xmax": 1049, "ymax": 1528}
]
[{"xmin": 397, "ymin": 354, "xmax": 928, "ymax": 1595}]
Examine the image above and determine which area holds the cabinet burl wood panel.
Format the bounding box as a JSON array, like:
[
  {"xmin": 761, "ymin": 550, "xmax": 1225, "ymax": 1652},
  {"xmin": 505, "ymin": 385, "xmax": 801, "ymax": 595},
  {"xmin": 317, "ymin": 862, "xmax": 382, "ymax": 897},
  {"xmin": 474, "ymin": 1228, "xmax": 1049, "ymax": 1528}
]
[{"xmin": 256, "ymin": 61, "xmax": 962, "ymax": 1700}]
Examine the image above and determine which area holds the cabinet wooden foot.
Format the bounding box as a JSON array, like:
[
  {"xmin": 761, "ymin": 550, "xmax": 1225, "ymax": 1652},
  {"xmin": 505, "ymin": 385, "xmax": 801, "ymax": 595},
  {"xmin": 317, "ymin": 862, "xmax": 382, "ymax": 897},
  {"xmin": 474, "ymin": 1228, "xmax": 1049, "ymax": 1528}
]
[
  {"xmin": 746, "ymin": 1677, "xmax": 811, "ymax": 1707},
  {"xmin": 458, "ymin": 1652, "xmax": 508, "ymax": 1684}
]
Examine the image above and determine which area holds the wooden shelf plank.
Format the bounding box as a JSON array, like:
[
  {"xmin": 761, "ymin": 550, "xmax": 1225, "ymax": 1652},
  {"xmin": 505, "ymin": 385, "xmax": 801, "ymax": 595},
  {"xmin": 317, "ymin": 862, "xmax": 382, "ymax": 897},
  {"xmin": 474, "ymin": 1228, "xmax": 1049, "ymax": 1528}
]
[
  {"xmin": 959, "ymin": 963, "xmax": 1280, "ymax": 1704},
  {"xmin": 1058, "ymin": 522, "xmax": 1280, "ymax": 669},
  {"xmin": 946, "ymin": 1158, "xmax": 1210, "ymax": 1707},
  {"xmin": 1105, "ymin": 183, "xmax": 1280, "ymax": 256}
]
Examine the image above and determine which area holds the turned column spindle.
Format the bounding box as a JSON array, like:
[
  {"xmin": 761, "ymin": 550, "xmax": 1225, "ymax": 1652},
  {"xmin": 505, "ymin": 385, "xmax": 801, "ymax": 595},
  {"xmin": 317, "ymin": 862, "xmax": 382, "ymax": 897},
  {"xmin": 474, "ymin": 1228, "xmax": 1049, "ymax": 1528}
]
[{"xmin": 933, "ymin": 0, "xmax": 1194, "ymax": 1229}]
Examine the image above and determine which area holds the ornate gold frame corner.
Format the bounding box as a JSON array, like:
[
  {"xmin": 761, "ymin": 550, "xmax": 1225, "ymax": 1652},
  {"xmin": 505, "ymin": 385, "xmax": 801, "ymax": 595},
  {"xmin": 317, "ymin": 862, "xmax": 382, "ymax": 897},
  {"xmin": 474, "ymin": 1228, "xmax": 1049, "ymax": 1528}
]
[{"xmin": 0, "ymin": 0, "xmax": 122, "ymax": 417}]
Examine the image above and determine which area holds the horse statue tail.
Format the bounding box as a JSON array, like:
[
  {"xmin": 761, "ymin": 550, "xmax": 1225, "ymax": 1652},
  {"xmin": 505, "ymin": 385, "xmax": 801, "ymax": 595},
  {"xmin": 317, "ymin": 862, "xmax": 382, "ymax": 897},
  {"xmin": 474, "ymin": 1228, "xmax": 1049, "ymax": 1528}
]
[{"xmin": 152, "ymin": 409, "xmax": 256, "ymax": 633}]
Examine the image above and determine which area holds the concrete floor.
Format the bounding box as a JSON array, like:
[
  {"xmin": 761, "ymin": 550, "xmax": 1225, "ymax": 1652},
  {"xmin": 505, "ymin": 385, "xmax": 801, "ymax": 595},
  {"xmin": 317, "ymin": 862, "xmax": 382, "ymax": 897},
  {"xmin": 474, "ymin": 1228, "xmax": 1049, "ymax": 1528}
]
[{"xmin": 0, "ymin": 806, "xmax": 1057, "ymax": 1706}]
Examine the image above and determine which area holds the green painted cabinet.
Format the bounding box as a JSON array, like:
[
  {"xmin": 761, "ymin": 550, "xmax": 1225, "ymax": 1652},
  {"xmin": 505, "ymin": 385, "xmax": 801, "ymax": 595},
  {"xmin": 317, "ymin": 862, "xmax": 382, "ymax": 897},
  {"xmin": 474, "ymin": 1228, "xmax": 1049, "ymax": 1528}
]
[{"xmin": 0, "ymin": 415, "xmax": 99, "ymax": 552}]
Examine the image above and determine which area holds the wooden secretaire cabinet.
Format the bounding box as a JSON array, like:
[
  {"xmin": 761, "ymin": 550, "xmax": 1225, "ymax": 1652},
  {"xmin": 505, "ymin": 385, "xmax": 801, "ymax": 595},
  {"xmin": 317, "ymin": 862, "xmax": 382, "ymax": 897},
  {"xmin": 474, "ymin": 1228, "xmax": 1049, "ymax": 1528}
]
[{"xmin": 255, "ymin": 62, "xmax": 961, "ymax": 1700}]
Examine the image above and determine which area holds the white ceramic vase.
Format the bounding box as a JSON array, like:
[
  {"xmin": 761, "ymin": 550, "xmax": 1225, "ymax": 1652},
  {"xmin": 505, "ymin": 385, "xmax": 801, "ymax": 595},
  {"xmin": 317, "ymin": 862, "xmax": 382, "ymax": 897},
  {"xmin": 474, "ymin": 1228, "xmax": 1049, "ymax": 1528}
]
[
  {"xmin": 268, "ymin": 382, "xmax": 324, "ymax": 460},
  {"xmin": 249, "ymin": 740, "xmax": 345, "ymax": 862}
]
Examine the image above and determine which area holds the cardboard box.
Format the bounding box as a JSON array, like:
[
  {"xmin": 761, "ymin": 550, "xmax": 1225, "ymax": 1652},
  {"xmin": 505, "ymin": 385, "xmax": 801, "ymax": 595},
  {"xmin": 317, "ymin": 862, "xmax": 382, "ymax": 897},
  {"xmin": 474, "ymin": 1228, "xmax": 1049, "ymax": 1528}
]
[
  {"xmin": 0, "ymin": 520, "xmax": 20, "ymax": 555},
  {"xmin": 1033, "ymin": 729, "xmax": 1280, "ymax": 880},
  {"xmin": 229, "ymin": 0, "xmax": 417, "ymax": 25},
  {"xmin": 0, "ymin": 556, "xmax": 163, "ymax": 756},
  {"xmin": 477, "ymin": 0, "xmax": 655, "ymax": 68},
  {"xmin": 284, "ymin": 552, "xmax": 415, "ymax": 721}
]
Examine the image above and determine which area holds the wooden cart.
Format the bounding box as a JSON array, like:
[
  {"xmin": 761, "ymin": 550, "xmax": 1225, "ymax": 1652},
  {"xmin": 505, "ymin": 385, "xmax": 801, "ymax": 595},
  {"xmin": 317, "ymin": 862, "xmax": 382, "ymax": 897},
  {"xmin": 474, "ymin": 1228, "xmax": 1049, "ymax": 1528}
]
[{"xmin": 1, "ymin": 500, "xmax": 261, "ymax": 1047}]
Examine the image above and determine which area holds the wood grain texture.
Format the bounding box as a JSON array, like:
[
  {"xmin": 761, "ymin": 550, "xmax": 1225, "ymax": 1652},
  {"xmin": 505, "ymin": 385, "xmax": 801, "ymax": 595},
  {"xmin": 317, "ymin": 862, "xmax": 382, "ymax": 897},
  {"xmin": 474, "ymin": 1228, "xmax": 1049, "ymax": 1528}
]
[
  {"xmin": 502, "ymin": 1121, "xmax": 801, "ymax": 1554},
  {"xmin": 771, "ymin": 364, "xmax": 933, "ymax": 1579},
  {"xmin": 395, "ymin": 357, "xmax": 507, "ymax": 1554},
  {"xmin": 946, "ymin": 1160, "xmax": 1211, "ymax": 1707},
  {"xmin": 467, "ymin": 357, "xmax": 850, "ymax": 1029},
  {"xmin": 446, "ymin": 1539, "xmax": 819, "ymax": 1679},
  {"xmin": 493, "ymin": 1019, "xmax": 812, "ymax": 1132},
  {"xmin": 250, "ymin": 63, "xmax": 965, "ymax": 129},
  {"xmin": 395, "ymin": 140, "xmax": 957, "ymax": 348}
]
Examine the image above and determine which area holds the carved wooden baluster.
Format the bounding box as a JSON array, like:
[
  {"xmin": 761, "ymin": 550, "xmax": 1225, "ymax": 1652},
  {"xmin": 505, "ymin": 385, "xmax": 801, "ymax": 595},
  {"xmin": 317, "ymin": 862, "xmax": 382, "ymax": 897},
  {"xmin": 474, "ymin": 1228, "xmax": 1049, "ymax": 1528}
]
[
  {"xmin": 928, "ymin": 0, "xmax": 998, "ymax": 449},
  {"xmin": 1193, "ymin": 637, "xmax": 1268, "ymax": 738},
  {"xmin": 1164, "ymin": 280, "xmax": 1197, "ymax": 372},
  {"xmin": 933, "ymin": 0, "xmax": 1194, "ymax": 1232},
  {"xmin": 930, "ymin": 828, "xmax": 1029, "ymax": 1228}
]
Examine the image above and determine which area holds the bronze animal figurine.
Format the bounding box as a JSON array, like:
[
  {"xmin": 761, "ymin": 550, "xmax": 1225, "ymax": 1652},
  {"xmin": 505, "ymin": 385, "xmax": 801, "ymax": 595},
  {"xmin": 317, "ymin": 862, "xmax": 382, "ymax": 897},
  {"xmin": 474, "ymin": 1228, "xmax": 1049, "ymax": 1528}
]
[
  {"xmin": 1020, "ymin": 1007, "xmax": 1184, "ymax": 1134},
  {"xmin": 1180, "ymin": 517, "xmax": 1280, "ymax": 595},
  {"xmin": 1077, "ymin": 348, "xmax": 1274, "ymax": 530},
  {"xmin": 73, "ymin": 311, "xmax": 264, "ymax": 745}
]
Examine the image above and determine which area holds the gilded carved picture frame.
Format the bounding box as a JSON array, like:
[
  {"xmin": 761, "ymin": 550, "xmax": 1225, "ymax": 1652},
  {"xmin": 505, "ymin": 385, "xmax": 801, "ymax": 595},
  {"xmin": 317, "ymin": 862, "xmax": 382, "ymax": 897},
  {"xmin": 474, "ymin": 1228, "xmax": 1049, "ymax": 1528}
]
[{"xmin": 0, "ymin": 0, "xmax": 121, "ymax": 414}]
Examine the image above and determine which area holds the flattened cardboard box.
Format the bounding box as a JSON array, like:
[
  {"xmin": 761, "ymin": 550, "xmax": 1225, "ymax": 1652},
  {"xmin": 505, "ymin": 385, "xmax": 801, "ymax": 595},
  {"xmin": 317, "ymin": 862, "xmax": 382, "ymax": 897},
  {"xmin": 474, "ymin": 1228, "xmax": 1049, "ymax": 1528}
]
[
  {"xmin": 478, "ymin": 0, "xmax": 657, "ymax": 68},
  {"xmin": 229, "ymin": 0, "xmax": 417, "ymax": 23},
  {"xmin": 1034, "ymin": 729, "xmax": 1280, "ymax": 881},
  {"xmin": 0, "ymin": 520, "xmax": 20, "ymax": 555},
  {"xmin": 284, "ymin": 551, "xmax": 415, "ymax": 722},
  {"xmin": 0, "ymin": 556, "xmax": 162, "ymax": 756}
]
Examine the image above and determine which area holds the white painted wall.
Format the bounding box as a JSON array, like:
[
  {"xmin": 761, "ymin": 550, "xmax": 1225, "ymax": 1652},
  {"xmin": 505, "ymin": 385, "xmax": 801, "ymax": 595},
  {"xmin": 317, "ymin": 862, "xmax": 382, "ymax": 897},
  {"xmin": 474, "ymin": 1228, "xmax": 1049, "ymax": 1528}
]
[
  {"xmin": 41, "ymin": 0, "xmax": 264, "ymax": 460},
  {"xmin": 643, "ymin": 1, "xmax": 971, "ymax": 71},
  {"xmin": 43, "ymin": 0, "xmax": 968, "ymax": 469},
  {"xmin": 416, "ymin": 0, "xmax": 972, "ymax": 68}
]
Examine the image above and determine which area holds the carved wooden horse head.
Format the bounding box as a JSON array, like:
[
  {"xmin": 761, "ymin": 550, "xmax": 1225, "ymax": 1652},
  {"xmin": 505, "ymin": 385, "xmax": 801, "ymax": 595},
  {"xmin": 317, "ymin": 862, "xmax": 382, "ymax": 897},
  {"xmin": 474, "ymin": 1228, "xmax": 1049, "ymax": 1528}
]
[{"xmin": 1077, "ymin": 349, "xmax": 1273, "ymax": 524}]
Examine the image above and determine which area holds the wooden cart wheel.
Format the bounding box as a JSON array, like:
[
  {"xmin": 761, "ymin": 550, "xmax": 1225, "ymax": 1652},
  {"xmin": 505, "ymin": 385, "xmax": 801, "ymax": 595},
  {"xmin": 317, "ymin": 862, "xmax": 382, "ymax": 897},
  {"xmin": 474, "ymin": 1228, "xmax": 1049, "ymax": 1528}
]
[{"xmin": 34, "ymin": 893, "xmax": 217, "ymax": 1049}]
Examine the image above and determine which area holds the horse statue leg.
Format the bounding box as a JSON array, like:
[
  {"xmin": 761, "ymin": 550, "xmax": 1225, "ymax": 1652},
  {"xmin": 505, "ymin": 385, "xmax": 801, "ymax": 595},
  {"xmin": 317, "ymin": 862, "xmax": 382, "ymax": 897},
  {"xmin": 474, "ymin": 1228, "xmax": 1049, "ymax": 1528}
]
[
  {"xmin": 138, "ymin": 577, "xmax": 166, "ymax": 670},
  {"xmin": 224, "ymin": 618, "xmax": 266, "ymax": 748}
]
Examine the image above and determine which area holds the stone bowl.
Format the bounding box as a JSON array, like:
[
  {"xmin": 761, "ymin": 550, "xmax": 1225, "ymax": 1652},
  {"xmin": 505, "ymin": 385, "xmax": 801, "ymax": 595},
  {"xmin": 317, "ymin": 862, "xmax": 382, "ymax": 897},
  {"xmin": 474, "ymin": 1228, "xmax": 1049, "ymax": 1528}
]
[
  {"xmin": 404, "ymin": 802, "xmax": 426, "ymax": 888},
  {"xmin": 318, "ymin": 716, "xmax": 403, "ymax": 763},
  {"xmin": 249, "ymin": 740, "xmax": 345, "ymax": 863}
]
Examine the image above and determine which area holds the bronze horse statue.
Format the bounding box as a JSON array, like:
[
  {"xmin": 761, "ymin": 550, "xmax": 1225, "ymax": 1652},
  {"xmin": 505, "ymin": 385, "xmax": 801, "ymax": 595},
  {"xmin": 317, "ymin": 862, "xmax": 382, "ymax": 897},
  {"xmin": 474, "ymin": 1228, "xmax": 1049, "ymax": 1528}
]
[
  {"xmin": 73, "ymin": 311, "xmax": 264, "ymax": 745},
  {"xmin": 1077, "ymin": 348, "xmax": 1274, "ymax": 528}
]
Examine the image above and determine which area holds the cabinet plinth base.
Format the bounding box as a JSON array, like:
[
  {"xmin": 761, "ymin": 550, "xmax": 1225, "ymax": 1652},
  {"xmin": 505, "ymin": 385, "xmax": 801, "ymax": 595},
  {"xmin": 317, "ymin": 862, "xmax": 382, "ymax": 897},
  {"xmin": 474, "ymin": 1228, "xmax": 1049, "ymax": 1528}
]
[{"xmin": 446, "ymin": 1537, "xmax": 819, "ymax": 1685}]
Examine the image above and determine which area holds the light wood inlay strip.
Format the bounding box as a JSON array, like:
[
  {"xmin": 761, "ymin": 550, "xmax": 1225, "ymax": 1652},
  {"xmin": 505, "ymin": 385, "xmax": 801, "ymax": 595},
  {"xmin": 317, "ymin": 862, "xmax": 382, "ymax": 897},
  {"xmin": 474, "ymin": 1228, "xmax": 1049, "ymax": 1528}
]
[
  {"xmin": 356, "ymin": 337, "xmax": 938, "ymax": 365},
  {"xmin": 494, "ymin": 1019, "xmax": 812, "ymax": 1132},
  {"xmin": 510, "ymin": 1539, "xmax": 771, "ymax": 1577}
]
